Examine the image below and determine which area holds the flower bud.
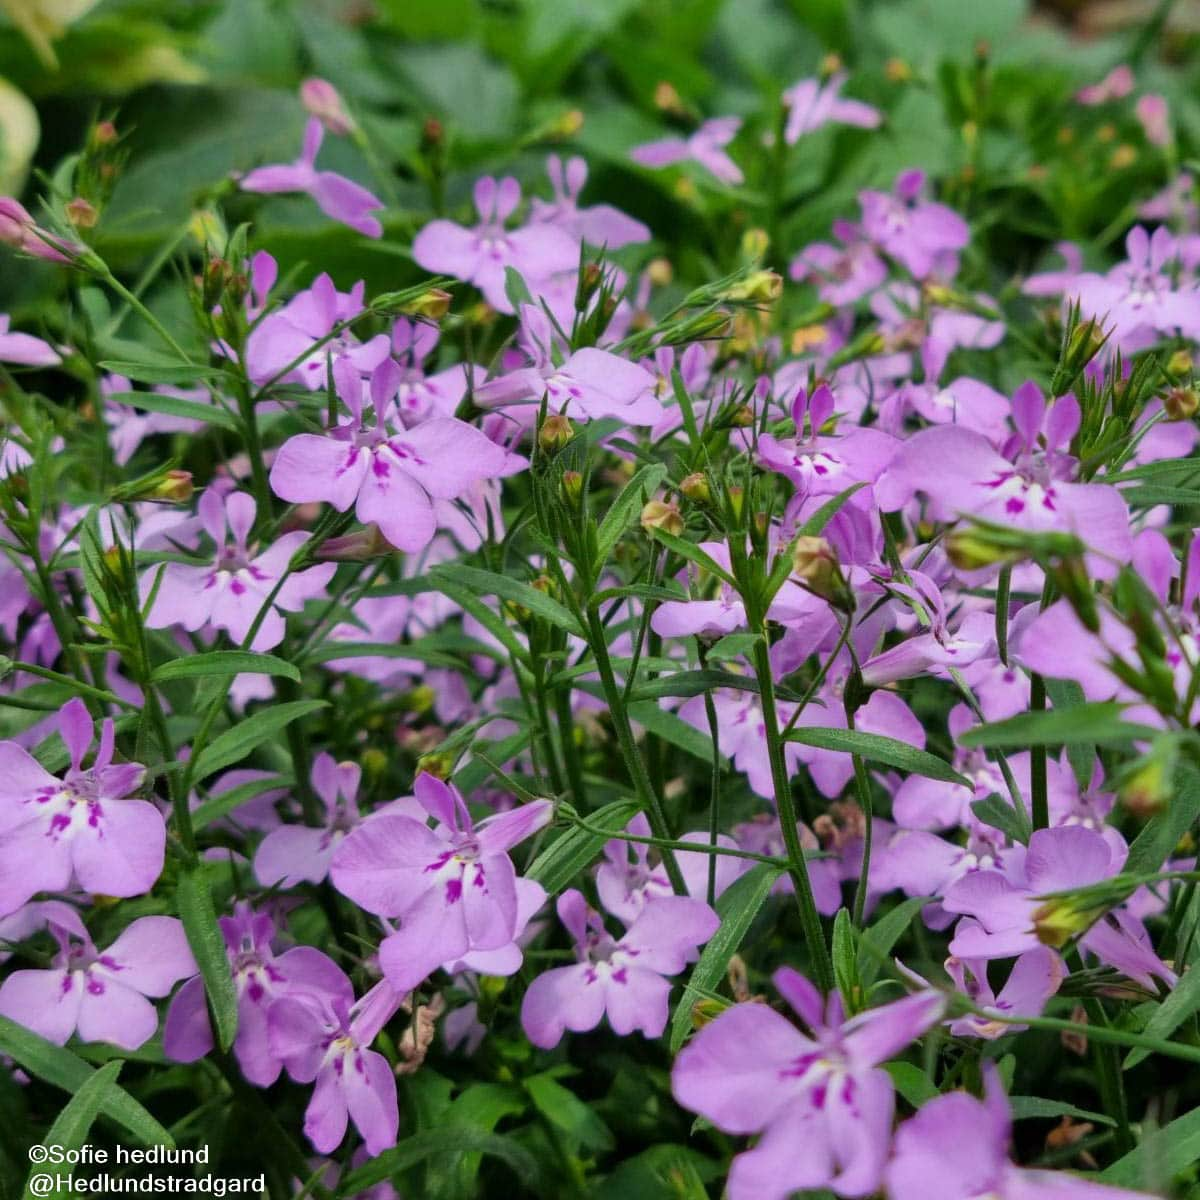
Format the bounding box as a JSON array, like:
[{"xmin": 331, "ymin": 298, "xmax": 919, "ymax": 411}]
[
  {"xmin": 646, "ymin": 257, "xmax": 673, "ymax": 287},
  {"xmin": 1166, "ymin": 349, "xmax": 1192, "ymax": 377},
  {"xmin": 885, "ymin": 58, "xmax": 912, "ymax": 82},
  {"xmin": 945, "ymin": 528, "xmax": 1027, "ymax": 571},
  {"xmin": 740, "ymin": 228, "xmax": 769, "ymax": 263},
  {"xmin": 65, "ymin": 197, "xmax": 98, "ymax": 229},
  {"xmin": 550, "ymin": 109, "xmax": 584, "ymax": 138},
  {"xmin": 1117, "ymin": 745, "xmax": 1174, "ymax": 820},
  {"xmin": 361, "ymin": 747, "xmax": 388, "ymax": 778},
  {"xmin": 300, "ymin": 77, "xmax": 356, "ymax": 136},
  {"xmin": 561, "ymin": 469, "xmax": 583, "ymax": 506},
  {"xmin": 640, "ymin": 499, "xmax": 684, "ymax": 537},
  {"xmin": 1164, "ymin": 386, "xmax": 1199, "ymax": 422},
  {"xmin": 729, "ymin": 404, "xmax": 755, "ymax": 428},
  {"xmin": 415, "ymin": 750, "xmax": 455, "ymax": 780},
  {"xmin": 679, "ymin": 472, "xmax": 711, "ymax": 503},
  {"xmin": 1033, "ymin": 896, "xmax": 1107, "ymax": 948},
  {"xmin": 722, "ymin": 270, "xmax": 782, "ymax": 304},
  {"xmin": 538, "ymin": 413, "xmax": 574, "ymax": 452},
  {"xmin": 0, "ymin": 197, "xmax": 72, "ymax": 263},
  {"xmin": 315, "ymin": 524, "xmax": 396, "ymax": 561},
  {"xmin": 399, "ymin": 684, "xmax": 435, "ymax": 715},
  {"xmin": 819, "ymin": 53, "xmax": 843, "ymax": 78},
  {"xmin": 90, "ymin": 121, "xmax": 118, "ymax": 149},
  {"xmin": 654, "ymin": 81, "xmax": 684, "ymax": 115}
]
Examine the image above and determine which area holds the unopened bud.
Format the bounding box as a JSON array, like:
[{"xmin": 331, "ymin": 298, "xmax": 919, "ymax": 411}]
[
  {"xmin": 729, "ymin": 404, "xmax": 755, "ymax": 428},
  {"xmin": 421, "ymin": 117, "xmax": 444, "ymax": 149},
  {"xmin": 1166, "ymin": 349, "xmax": 1192, "ymax": 377},
  {"xmin": 415, "ymin": 750, "xmax": 454, "ymax": 780},
  {"xmin": 690, "ymin": 996, "xmax": 729, "ymax": 1030},
  {"xmin": 646, "ymin": 257, "xmax": 673, "ymax": 287},
  {"xmin": 150, "ymin": 470, "xmax": 194, "ymax": 504},
  {"xmin": 722, "ymin": 270, "xmax": 783, "ymax": 304},
  {"xmin": 819, "ymin": 53, "xmax": 843, "ymax": 78},
  {"xmin": 1033, "ymin": 896, "xmax": 1108, "ymax": 948},
  {"xmin": 726, "ymin": 486, "xmax": 745, "ymax": 522},
  {"xmin": 1118, "ymin": 748, "xmax": 1174, "ymax": 820},
  {"xmin": 300, "ymin": 77, "xmax": 356, "ymax": 136},
  {"xmin": 654, "ymin": 81, "xmax": 684, "ymax": 114},
  {"xmin": 539, "ymin": 413, "xmax": 574, "ymax": 452},
  {"xmin": 65, "ymin": 198, "xmax": 98, "ymax": 229},
  {"xmin": 679, "ymin": 472, "xmax": 711, "ymax": 503},
  {"xmin": 945, "ymin": 528, "xmax": 1027, "ymax": 571},
  {"xmin": 316, "ymin": 524, "xmax": 396, "ymax": 561},
  {"xmin": 361, "ymin": 747, "xmax": 388, "ymax": 778},
  {"xmin": 740, "ymin": 228, "xmax": 770, "ymax": 263},
  {"xmin": 641, "ymin": 498, "xmax": 684, "ymax": 537},
  {"xmin": 561, "ymin": 470, "xmax": 583, "ymax": 506},
  {"xmin": 400, "ymin": 684, "xmax": 435, "ymax": 715},
  {"xmin": 406, "ymin": 288, "xmax": 452, "ymax": 320},
  {"xmin": 1110, "ymin": 144, "xmax": 1137, "ymax": 170},
  {"xmin": 550, "ymin": 109, "xmax": 584, "ymax": 137},
  {"xmin": 91, "ymin": 121, "xmax": 118, "ymax": 148},
  {"xmin": 885, "ymin": 58, "xmax": 911, "ymax": 83},
  {"xmin": 1164, "ymin": 386, "xmax": 1199, "ymax": 421}
]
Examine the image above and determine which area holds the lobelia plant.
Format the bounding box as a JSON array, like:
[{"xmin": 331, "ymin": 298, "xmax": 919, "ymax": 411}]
[{"xmin": 3, "ymin": 9, "xmax": 1200, "ymax": 1199}]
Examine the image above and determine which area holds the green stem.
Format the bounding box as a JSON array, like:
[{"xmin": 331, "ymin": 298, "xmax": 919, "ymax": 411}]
[
  {"xmin": 1030, "ymin": 673, "xmax": 1048, "ymax": 830},
  {"xmin": 98, "ymin": 268, "xmax": 195, "ymax": 364},
  {"xmin": 698, "ymin": 643, "xmax": 723, "ymax": 906},
  {"xmin": 995, "ymin": 564, "xmax": 1012, "ymax": 666},
  {"xmin": 234, "ymin": 381, "xmax": 272, "ymax": 518}
]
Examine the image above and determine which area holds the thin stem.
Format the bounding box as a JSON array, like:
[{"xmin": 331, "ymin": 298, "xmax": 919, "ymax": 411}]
[
  {"xmin": 995, "ymin": 564, "xmax": 1012, "ymax": 666},
  {"xmin": 1030, "ymin": 673, "xmax": 1048, "ymax": 830},
  {"xmin": 698, "ymin": 643, "xmax": 723, "ymax": 906}
]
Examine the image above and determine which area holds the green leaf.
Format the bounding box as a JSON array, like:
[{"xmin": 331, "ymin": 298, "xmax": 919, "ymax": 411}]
[
  {"xmin": 669, "ymin": 864, "xmax": 782, "ymax": 1051},
  {"xmin": 1124, "ymin": 963, "xmax": 1200, "ymax": 1069},
  {"xmin": 595, "ymin": 462, "xmax": 669, "ymax": 567},
  {"xmin": 858, "ymin": 895, "xmax": 931, "ymax": 986},
  {"xmin": 527, "ymin": 1072, "xmax": 615, "ymax": 1153},
  {"xmin": 151, "ymin": 651, "xmax": 301, "ymax": 684},
  {"xmin": 1125, "ymin": 763, "xmax": 1200, "ymax": 877},
  {"xmin": 25, "ymin": 1062, "xmax": 123, "ymax": 1197},
  {"xmin": 177, "ymin": 865, "xmax": 238, "ymax": 1052},
  {"xmin": 103, "ymin": 390, "xmax": 238, "ymax": 432},
  {"xmin": 647, "ymin": 529, "xmax": 737, "ymax": 587},
  {"xmin": 190, "ymin": 699, "xmax": 329, "ymax": 780},
  {"xmin": 191, "ymin": 773, "xmax": 292, "ymax": 830},
  {"xmin": 784, "ymin": 727, "xmax": 969, "ymax": 785},
  {"xmin": 971, "ymin": 793, "xmax": 1032, "ymax": 845},
  {"xmin": 628, "ymin": 700, "xmax": 728, "ymax": 765},
  {"xmin": 628, "ymin": 669, "xmax": 762, "ymax": 702},
  {"xmin": 956, "ymin": 703, "xmax": 1157, "ymax": 749},
  {"xmin": 1008, "ymin": 1097, "xmax": 1115, "ymax": 1126},
  {"xmin": 0, "ymin": 1016, "xmax": 172, "ymax": 1146},
  {"xmin": 832, "ymin": 908, "xmax": 861, "ymax": 1009},
  {"xmin": 336, "ymin": 1128, "xmax": 539, "ymax": 1196},
  {"xmin": 433, "ymin": 565, "xmax": 584, "ymax": 636},
  {"xmin": 526, "ymin": 800, "xmax": 641, "ymax": 896},
  {"xmin": 98, "ymin": 359, "xmax": 223, "ymax": 385},
  {"xmin": 1042, "ymin": 677, "xmax": 1093, "ymax": 787},
  {"xmin": 885, "ymin": 1061, "xmax": 938, "ymax": 1108},
  {"xmin": 1101, "ymin": 1105, "xmax": 1200, "ymax": 1190}
]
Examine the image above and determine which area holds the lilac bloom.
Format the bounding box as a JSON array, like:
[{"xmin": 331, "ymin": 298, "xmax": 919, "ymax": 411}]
[
  {"xmin": 520, "ymin": 889, "xmax": 717, "ymax": 1048},
  {"xmin": 0, "ymin": 698, "xmax": 163, "ymax": 917},
  {"xmin": 672, "ymin": 968, "xmax": 944, "ymax": 1200},
  {"xmin": 790, "ymin": 220, "xmax": 888, "ymax": 306},
  {"xmin": 944, "ymin": 945, "xmax": 1066, "ymax": 1039},
  {"xmin": 756, "ymin": 383, "xmax": 899, "ymax": 498},
  {"xmin": 0, "ymin": 314, "xmax": 59, "ymax": 366},
  {"xmin": 631, "ymin": 117, "xmax": 744, "ymax": 185},
  {"xmin": 164, "ymin": 903, "xmax": 352, "ymax": 1086},
  {"xmin": 732, "ymin": 814, "xmax": 843, "ymax": 911},
  {"xmin": 0, "ymin": 197, "xmax": 75, "ymax": 262},
  {"xmin": 239, "ymin": 118, "xmax": 384, "ymax": 238},
  {"xmin": 859, "ymin": 169, "xmax": 969, "ymax": 279},
  {"xmin": 269, "ymin": 358, "xmax": 509, "ymax": 553},
  {"xmin": 243, "ymin": 273, "xmax": 391, "ymax": 391},
  {"xmin": 330, "ymin": 773, "xmax": 552, "ymax": 993},
  {"xmin": 1023, "ymin": 241, "xmax": 1085, "ymax": 297},
  {"xmin": 943, "ymin": 825, "xmax": 1175, "ymax": 988},
  {"xmin": 0, "ymin": 906, "xmax": 195, "ymax": 1050},
  {"xmin": 143, "ymin": 490, "xmax": 335, "ymax": 652},
  {"xmin": 887, "ymin": 1063, "xmax": 1158, "ymax": 1200},
  {"xmin": 1140, "ymin": 173, "xmax": 1197, "ymax": 226},
  {"xmin": 876, "ymin": 383, "xmax": 1133, "ymax": 575},
  {"xmin": 269, "ymin": 977, "xmax": 401, "ymax": 1157},
  {"xmin": 255, "ymin": 755, "xmax": 362, "ymax": 888},
  {"xmin": 101, "ymin": 373, "xmax": 210, "ymax": 466},
  {"xmin": 783, "ymin": 73, "xmax": 881, "ymax": 144},
  {"xmin": 1075, "ymin": 65, "xmax": 1135, "ymax": 105},
  {"xmin": 531, "ymin": 155, "xmax": 650, "ymax": 248},
  {"xmin": 475, "ymin": 303, "xmax": 662, "ymax": 425},
  {"xmin": 388, "ymin": 318, "xmax": 468, "ymax": 424},
  {"xmin": 1137, "ymin": 93, "xmax": 1171, "ymax": 146},
  {"xmin": 412, "ymin": 176, "xmax": 578, "ymax": 314}
]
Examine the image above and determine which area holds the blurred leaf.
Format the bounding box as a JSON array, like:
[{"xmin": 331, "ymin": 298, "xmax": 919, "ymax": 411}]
[
  {"xmin": 956, "ymin": 703, "xmax": 1157, "ymax": 749},
  {"xmin": 386, "ymin": 42, "xmax": 518, "ymax": 142}
]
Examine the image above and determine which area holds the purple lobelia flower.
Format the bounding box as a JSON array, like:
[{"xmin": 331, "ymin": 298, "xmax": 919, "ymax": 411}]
[
  {"xmin": 783, "ymin": 73, "xmax": 881, "ymax": 144},
  {"xmin": 143, "ymin": 490, "xmax": 335, "ymax": 652},
  {"xmin": 330, "ymin": 772, "xmax": 552, "ymax": 994},
  {"xmin": 631, "ymin": 117, "xmax": 744, "ymax": 185},
  {"xmin": 474, "ymin": 304, "xmax": 662, "ymax": 425},
  {"xmin": 388, "ymin": 318, "xmax": 468, "ymax": 424},
  {"xmin": 255, "ymin": 754, "xmax": 362, "ymax": 888},
  {"xmin": 943, "ymin": 945, "xmax": 1066, "ymax": 1039},
  {"xmin": 243, "ymin": 272, "xmax": 391, "ymax": 391},
  {"xmin": 756, "ymin": 383, "xmax": 898, "ymax": 499},
  {"xmin": 0, "ymin": 698, "xmax": 164, "ymax": 917},
  {"xmin": 875, "ymin": 383, "xmax": 1133, "ymax": 575},
  {"xmin": 239, "ymin": 118, "xmax": 384, "ymax": 238},
  {"xmin": 268, "ymin": 357, "xmax": 510, "ymax": 553},
  {"xmin": 887, "ymin": 1062, "xmax": 1158, "ymax": 1199},
  {"xmin": 269, "ymin": 976, "xmax": 401, "ymax": 1157},
  {"xmin": 411, "ymin": 176, "xmax": 578, "ymax": 314},
  {"xmin": 859, "ymin": 169, "xmax": 969, "ymax": 279},
  {"xmin": 520, "ymin": 889, "xmax": 717, "ymax": 1048},
  {"xmin": 790, "ymin": 219, "xmax": 888, "ymax": 306},
  {"xmin": 531, "ymin": 155, "xmax": 650, "ymax": 249},
  {"xmin": 163, "ymin": 902, "xmax": 351, "ymax": 1086},
  {"xmin": 672, "ymin": 967, "xmax": 944, "ymax": 1200},
  {"xmin": 0, "ymin": 313, "xmax": 60, "ymax": 366},
  {"xmin": 0, "ymin": 904, "xmax": 195, "ymax": 1049}
]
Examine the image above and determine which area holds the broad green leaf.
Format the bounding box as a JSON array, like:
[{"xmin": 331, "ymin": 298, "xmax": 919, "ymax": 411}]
[
  {"xmin": 0, "ymin": 1016, "xmax": 172, "ymax": 1146},
  {"xmin": 177, "ymin": 865, "xmax": 238, "ymax": 1052},
  {"xmin": 526, "ymin": 799, "xmax": 640, "ymax": 895},
  {"xmin": 433, "ymin": 565, "xmax": 584, "ymax": 636},
  {"xmin": 103, "ymin": 390, "xmax": 238, "ymax": 432},
  {"xmin": 785, "ymin": 727, "xmax": 969, "ymax": 785},
  {"xmin": 858, "ymin": 895, "xmax": 931, "ymax": 986},
  {"xmin": 957, "ymin": 703, "xmax": 1157, "ymax": 749},
  {"xmin": 1101, "ymin": 1105, "xmax": 1200, "ymax": 1190},
  {"xmin": 669, "ymin": 864, "xmax": 782, "ymax": 1051},
  {"xmin": 336, "ymin": 1128, "xmax": 539, "ymax": 1196},
  {"xmin": 628, "ymin": 700, "xmax": 727, "ymax": 765},
  {"xmin": 25, "ymin": 1062, "xmax": 123, "ymax": 1198},
  {"xmin": 594, "ymin": 462, "xmax": 669, "ymax": 567},
  {"xmin": 971, "ymin": 793, "xmax": 1032, "ymax": 845},
  {"xmin": 527, "ymin": 1072, "xmax": 615, "ymax": 1153},
  {"xmin": 190, "ymin": 699, "xmax": 328, "ymax": 780},
  {"xmin": 885, "ymin": 1061, "xmax": 938, "ymax": 1108},
  {"xmin": 152, "ymin": 651, "xmax": 301, "ymax": 684},
  {"xmin": 1124, "ymin": 963, "xmax": 1200, "ymax": 1068}
]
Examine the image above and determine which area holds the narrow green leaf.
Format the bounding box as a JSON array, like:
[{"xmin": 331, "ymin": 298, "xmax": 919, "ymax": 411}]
[
  {"xmin": 858, "ymin": 895, "xmax": 931, "ymax": 986},
  {"xmin": 103, "ymin": 390, "xmax": 238, "ymax": 431},
  {"xmin": 99, "ymin": 359, "xmax": 223, "ymax": 385},
  {"xmin": 25, "ymin": 1061, "xmax": 123, "ymax": 1197},
  {"xmin": 151, "ymin": 651, "xmax": 301, "ymax": 684},
  {"xmin": 832, "ymin": 908, "xmax": 861, "ymax": 1009},
  {"xmin": 177, "ymin": 865, "xmax": 238, "ymax": 1052},
  {"xmin": 594, "ymin": 462, "xmax": 668, "ymax": 567},
  {"xmin": 433, "ymin": 565, "xmax": 584, "ymax": 636},
  {"xmin": 628, "ymin": 700, "xmax": 728, "ymax": 766},
  {"xmin": 526, "ymin": 800, "xmax": 641, "ymax": 896},
  {"xmin": 1125, "ymin": 763, "xmax": 1200, "ymax": 877},
  {"xmin": 785, "ymin": 727, "xmax": 969, "ymax": 785},
  {"xmin": 191, "ymin": 773, "xmax": 292, "ymax": 830},
  {"xmin": 957, "ymin": 703, "xmax": 1157, "ymax": 749},
  {"xmin": 647, "ymin": 529, "xmax": 737, "ymax": 587},
  {"xmin": 1101, "ymin": 1105, "xmax": 1200, "ymax": 1189},
  {"xmin": 0, "ymin": 1016, "xmax": 172, "ymax": 1146},
  {"xmin": 1008, "ymin": 1097, "xmax": 1115, "ymax": 1126},
  {"xmin": 628, "ymin": 669, "xmax": 762, "ymax": 702},
  {"xmin": 1124, "ymin": 963, "xmax": 1200, "ymax": 1068},
  {"xmin": 190, "ymin": 699, "xmax": 328, "ymax": 780},
  {"xmin": 971, "ymin": 793, "xmax": 1032, "ymax": 845},
  {"xmin": 669, "ymin": 864, "xmax": 782, "ymax": 1051}
]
